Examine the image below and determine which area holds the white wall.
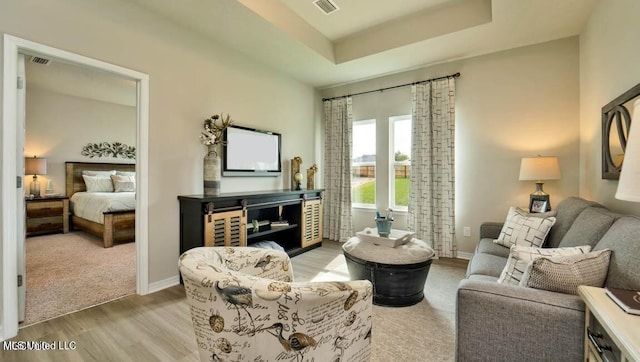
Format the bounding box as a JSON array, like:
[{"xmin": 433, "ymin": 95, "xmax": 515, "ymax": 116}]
[
  {"xmin": 25, "ymin": 88, "xmax": 136, "ymax": 195},
  {"xmin": 321, "ymin": 37, "xmax": 581, "ymax": 256},
  {"xmin": 0, "ymin": 0, "xmax": 316, "ymax": 289},
  {"xmin": 579, "ymin": 0, "xmax": 640, "ymax": 216}
]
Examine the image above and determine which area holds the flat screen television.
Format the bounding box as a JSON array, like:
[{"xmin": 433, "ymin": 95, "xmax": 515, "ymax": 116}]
[{"xmin": 222, "ymin": 125, "xmax": 282, "ymax": 176}]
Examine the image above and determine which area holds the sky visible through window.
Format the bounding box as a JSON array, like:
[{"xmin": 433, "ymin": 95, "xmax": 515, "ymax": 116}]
[
  {"xmin": 394, "ymin": 119, "xmax": 411, "ymax": 160},
  {"xmin": 353, "ymin": 122, "xmax": 375, "ymax": 160},
  {"xmin": 352, "ymin": 119, "xmax": 411, "ymax": 160}
]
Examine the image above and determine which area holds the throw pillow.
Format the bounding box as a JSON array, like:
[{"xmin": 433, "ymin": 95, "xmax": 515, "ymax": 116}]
[
  {"xmin": 82, "ymin": 175, "xmax": 114, "ymax": 192},
  {"xmin": 116, "ymin": 170, "xmax": 135, "ymax": 177},
  {"xmin": 110, "ymin": 174, "xmax": 136, "ymax": 192},
  {"xmin": 498, "ymin": 245, "xmax": 592, "ymax": 286},
  {"xmin": 82, "ymin": 170, "xmax": 116, "ymax": 177},
  {"xmin": 519, "ymin": 249, "xmax": 612, "ymax": 295},
  {"xmin": 494, "ymin": 207, "xmax": 556, "ymax": 248}
]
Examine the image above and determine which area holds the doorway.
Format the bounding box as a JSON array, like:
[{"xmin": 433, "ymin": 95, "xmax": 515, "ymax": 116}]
[
  {"xmin": 22, "ymin": 57, "xmax": 137, "ymax": 326},
  {"xmin": 2, "ymin": 35, "xmax": 149, "ymax": 340}
]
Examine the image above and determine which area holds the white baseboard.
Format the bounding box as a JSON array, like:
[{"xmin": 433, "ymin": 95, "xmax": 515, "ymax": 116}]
[
  {"xmin": 147, "ymin": 275, "xmax": 180, "ymax": 294},
  {"xmin": 456, "ymin": 251, "xmax": 473, "ymax": 260}
]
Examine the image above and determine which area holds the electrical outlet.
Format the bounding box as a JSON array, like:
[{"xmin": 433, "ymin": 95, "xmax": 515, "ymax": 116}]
[{"xmin": 463, "ymin": 226, "xmax": 471, "ymax": 237}]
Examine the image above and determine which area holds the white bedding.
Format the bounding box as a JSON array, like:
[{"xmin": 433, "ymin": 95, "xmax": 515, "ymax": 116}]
[{"xmin": 70, "ymin": 191, "xmax": 135, "ymax": 224}]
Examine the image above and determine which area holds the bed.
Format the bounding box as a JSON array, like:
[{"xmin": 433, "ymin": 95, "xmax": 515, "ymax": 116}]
[{"xmin": 65, "ymin": 162, "xmax": 136, "ymax": 248}]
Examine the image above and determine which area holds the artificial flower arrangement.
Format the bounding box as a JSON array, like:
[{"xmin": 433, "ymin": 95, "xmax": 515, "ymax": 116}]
[
  {"xmin": 200, "ymin": 113, "xmax": 233, "ymax": 154},
  {"xmin": 375, "ymin": 208, "xmax": 394, "ymax": 221}
]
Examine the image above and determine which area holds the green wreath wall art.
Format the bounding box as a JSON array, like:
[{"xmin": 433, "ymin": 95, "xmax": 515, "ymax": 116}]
[{"xmin": 81, "ymin": 142, "xmax": 136, "ymax": 159}]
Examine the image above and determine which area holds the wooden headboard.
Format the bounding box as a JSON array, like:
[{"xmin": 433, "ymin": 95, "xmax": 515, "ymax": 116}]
[{"xmin": 65, "ymin": 162, "xmax": 135, "ymax": 196}]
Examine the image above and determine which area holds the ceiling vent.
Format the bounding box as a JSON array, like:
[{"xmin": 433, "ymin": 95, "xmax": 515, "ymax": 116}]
[
  {"xmin": 313, "ymin": 0, "xmax": 339, "ymax": 15},
  {"xmin": 29, "ymin": 56, "xmax": 51, "ymax": 66}
]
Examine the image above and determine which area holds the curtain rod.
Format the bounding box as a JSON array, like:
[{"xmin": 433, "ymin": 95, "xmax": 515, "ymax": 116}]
[{"xmin": 322, "ymin": 72, "xmax": 460, "ymax": 102}]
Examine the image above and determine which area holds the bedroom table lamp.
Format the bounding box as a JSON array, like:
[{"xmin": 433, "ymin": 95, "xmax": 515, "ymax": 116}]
[
  {"xmin": 616, "ymin": 99, "xmax": 640, "ymax": 202},
  {"xmin": 519, "ymin": 156, "xmax": 561, "ymax": 211},
  {"xmin": 25, "ymin": 156, "xmax": 47, "ymax": 197}
]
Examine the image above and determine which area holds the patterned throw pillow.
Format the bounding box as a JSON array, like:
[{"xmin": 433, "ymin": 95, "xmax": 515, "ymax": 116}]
[
  {"xmin": 494, "ymin": 207, "xmax": 557, "ymax": 248},
  {"xmin": 519, "ymin": 249, "xmax": 612, "ymax": 295},
  {"xmin": 110, "ymin": 174, "xmax": 136, "ymax": 192},
  {"xmin": 498, "ymin": 245, "xmax": 592, "ymax": 286},
  {"xmin": 82, "ymin": 175, "xmax": 114, "ymax": 192}
]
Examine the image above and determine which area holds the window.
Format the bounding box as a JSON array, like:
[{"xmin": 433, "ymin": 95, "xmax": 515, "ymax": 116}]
[
  {"xmin": 351, "ymin": 120, "xmax": 376, "ymax": 207},
  {"xmin": 390, "ymin": 116, "xmax": 412, "ymax": 210}
]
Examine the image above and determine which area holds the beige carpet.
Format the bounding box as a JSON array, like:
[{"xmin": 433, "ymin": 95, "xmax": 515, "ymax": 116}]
[
  {"xmin": 370, "ymin": 260, "xmax": 466, "ymax": 361},
  {"xmin": 290, "ymin": 243, "xmax": 467, "ymax": 361},
  {"xmin": 22, "ymin": 231, "xmax": 135, "ymax": 327}
]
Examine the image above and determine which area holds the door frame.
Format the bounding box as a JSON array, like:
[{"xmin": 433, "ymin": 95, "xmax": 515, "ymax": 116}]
[{"xmin": 2, "ymin": 34, "xmax": 150, "ymax": 340}]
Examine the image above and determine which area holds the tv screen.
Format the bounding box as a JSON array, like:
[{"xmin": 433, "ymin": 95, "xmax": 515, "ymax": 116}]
[{"xmin": 223, "ymin": 125, "xmax": 281, "ymax": 176}]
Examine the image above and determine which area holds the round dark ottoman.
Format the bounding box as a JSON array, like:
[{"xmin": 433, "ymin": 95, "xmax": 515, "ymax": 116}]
[{"xmin": 342, "ymin": 236, "xmax": 435, "ymax": 307}]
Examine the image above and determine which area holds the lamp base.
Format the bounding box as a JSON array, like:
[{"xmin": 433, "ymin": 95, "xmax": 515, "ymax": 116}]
[{"xmin": 29, "ymin": 176, "xmax": 41, "ymax": 198}]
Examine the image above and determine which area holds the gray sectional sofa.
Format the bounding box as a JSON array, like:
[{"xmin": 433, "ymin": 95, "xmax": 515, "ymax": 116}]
[{"xmin": 456, "ymin": 197, "xmax": 640, "ymax": 362}]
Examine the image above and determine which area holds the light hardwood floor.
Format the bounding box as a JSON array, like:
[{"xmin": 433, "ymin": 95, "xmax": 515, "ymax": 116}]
[{"xmin": 1, "ymin": 240, "xmax": 467, "ymax": 361}]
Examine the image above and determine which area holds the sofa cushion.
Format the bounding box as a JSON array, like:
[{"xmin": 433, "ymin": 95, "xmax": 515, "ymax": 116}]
[
  {"xmin": 498, "ymin": 245, "xmax": 592, "ymax": 286},
  {"xmin": 476, "ymin": 238, "xmax": 511, "ymax": 258},
  {"xmin": 545, "ymin": 197, "xmax": 605, "ymax": 248},
  {"xmin": 593, "ymin": 216, "xmax": 640, "ymax": 290},
  {"xmin": 494, "ymin": 207, "xmax": 556, "ymax": 248},
  {"xmin": 558, "ymin": 207, "xmax": 620, "ymax": 249},
  {"xmin": 520, "ymin": 249, "xmax": 612, "ymax": 295},
  {"xmin": 467, "ymin": 274, "xmax": 499, "ymax": 282},
  {"xmin": 466, "ymin": 253, "xmax": 507, "ymax": 279}
]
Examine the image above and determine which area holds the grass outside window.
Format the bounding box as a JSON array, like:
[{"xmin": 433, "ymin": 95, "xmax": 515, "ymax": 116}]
[{"xmin": 352, "ymin": 178, "xmax": 409, "ymax": 206}]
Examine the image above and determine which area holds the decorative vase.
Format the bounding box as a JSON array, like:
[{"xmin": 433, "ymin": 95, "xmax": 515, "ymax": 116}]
[
  {"xmin": 203, "ymin": 144, "xmax": 221, "ymax": 196},
  {"xmin": 376, "ymin": 218, "xmax": 393, "ymax": 237}
]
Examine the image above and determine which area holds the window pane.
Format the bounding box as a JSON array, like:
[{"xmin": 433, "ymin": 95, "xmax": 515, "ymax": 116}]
[
  {"xmin": 352, "ymin": 120, "xmax": 376, "ymax": 206},
  {"xmin": 392, "ymin": 117, "xmax": 411, "ymax": 208}
]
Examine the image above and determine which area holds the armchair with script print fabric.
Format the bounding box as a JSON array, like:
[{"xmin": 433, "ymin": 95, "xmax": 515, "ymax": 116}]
[{"xmin": 179, "ymin": 247, "xmax": 373, "ymax": 362}]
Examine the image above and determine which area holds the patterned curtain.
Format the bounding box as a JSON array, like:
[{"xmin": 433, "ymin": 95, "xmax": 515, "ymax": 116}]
[
  {"xmin": 323, "ymin": 97, "xmax": 354, "ymax": 242},
  {"xmin": 408, "ymin": 78, "xmax": 456, "ymax": 258}
]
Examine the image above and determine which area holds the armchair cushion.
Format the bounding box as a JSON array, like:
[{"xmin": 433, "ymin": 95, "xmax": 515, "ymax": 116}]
[{"xmin": 179, "ymin": 247, "xmax": 373, "ymax": 362}]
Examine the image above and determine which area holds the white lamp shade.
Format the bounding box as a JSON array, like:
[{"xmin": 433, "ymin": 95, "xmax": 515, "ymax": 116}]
[
  {"xmin": 616, "ymin": 99, "xmax": 640, "ymax": 202},
  {"xmin": 519, "ymin": 156, "xmax": 561, "ymax": 181},
  {"xmin": 25, "ymin": 157, "xmax": 47, "ymax": 175}
]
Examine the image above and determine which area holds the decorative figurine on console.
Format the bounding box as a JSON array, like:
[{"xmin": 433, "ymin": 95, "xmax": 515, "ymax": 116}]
[
  {"xmin": 291, "ymin": 156, "xmax": 302, "ymax": 190},
  {"xmin": 307, "ymin": 164, "xmax": 318, "ymax": 190}
]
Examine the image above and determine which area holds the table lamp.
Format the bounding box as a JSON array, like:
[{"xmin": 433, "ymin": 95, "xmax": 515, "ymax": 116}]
[
  {"xmin": 616, "ymin": 99, "xmax": 640, "ymax": 202},
  {"xmin": 25, "ymin": 156, "xmax": 47, "ymax": 197},
  {"xmin": 519, "ymin": 156, "xmax": 561, "ymax": 210}
]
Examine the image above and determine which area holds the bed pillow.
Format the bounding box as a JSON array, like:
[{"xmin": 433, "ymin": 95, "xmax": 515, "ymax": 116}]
[
  {"xmin": 110, "ymin": 174, "xmax": 136, "ymax": 192},
  {"xmin": 82, "ymin": 175, "xmax": 114, "ymax": 192},
  {"xmin": 82, "ymin": 170, "xmax": 116, "ymax": 177},
  {"xmin": 494, "ymin": 207, "xmax": 557, "ymax": 248},
  {"xmin": 116, "ymin": 170, "xmax": 135, "ymax": 177},
  {"xmin": 519, "ymin": 249, "xmax": 612, "ymax": 295},
  {"xmin": 497, "ymin": 245, "xmax": 591, "ymax": 286}
]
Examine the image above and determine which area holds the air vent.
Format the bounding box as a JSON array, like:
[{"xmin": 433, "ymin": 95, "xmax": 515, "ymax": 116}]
[
  {"xmin": 313, "ymin": 0, "xmax": 339, "ymax": 15},
  {"xmin": 29, "ymin": 56, "xmax": 51, "ymax": 66}
]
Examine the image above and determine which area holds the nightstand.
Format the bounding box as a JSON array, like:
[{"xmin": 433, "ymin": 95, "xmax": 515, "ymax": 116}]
[
  {"xmin": 578, "ymin": 286, "xmax": 640, "ymax": 362},
  {"xmin": 25, "ymin": 196, "xmax": 69, "ymax": 237}
]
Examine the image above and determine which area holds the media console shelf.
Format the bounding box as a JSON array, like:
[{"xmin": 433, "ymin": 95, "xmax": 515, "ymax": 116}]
[{"xmin": 178, "ymin": 189, "xmax": 323, "ymax": 257}]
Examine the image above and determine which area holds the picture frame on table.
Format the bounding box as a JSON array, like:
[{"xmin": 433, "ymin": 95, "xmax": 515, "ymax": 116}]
[{"xmin": 529, "ymin": 195, "xmax": 550, "ymax": 213}]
